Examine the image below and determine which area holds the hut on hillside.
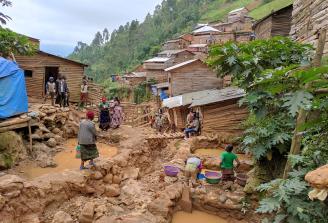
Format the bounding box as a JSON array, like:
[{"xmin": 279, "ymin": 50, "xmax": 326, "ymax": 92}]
[
  {"xmin": 290, "ymin": 0, "xmax": 328, "ymax": 56},
  {"xmin": 189, "ymin": 87, "xmax": 248, "ymax": 138},
  {"xmin": 157, "ymin": 49, "xmax": 195, "ymax": 64},
  {"xmin": 122, "ymin": 72, "xmax": 147, "ymax": 86},
  {"xmin": 253, "ymin": 4, "xmax": 293, "ymax": 39},
  {"xmin": 187, "ymin": 44, "xmax": 208, "ymax": 60},
  {"xmin": 165, "ymin": 59, "xmax": 222, "ymax": 97},
  {"xmin": 192, "ymin": 25, "xmax": 221, "ymax": 45},
  {"xmin": 143, "ymin": 57, "xmax": 173, "ymax": 83},
  {"xmin": 163, "ymin": 89, "xmax": 218, "ymax": 129},
  {"xmin": 228, "ymin": 7, "xmax": 249, "ymax": 23},
  {"xmin": 15, "ymin": 51, "xmax": 87, "ymax": 102},
  {"xmin": 162, "ymin": 34, "xmax": 192, "ymax": 51}
]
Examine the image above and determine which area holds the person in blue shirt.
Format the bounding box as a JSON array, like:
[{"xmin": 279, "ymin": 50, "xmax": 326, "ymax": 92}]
[{"xmin": 159, "ymin": 89, "xmax": 168, "ymax": 101}]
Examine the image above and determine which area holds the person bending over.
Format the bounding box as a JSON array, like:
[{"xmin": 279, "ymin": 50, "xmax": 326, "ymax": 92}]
[{"xmin": 219, "ymin": 144, "xmax": 240, "ymax": 181}]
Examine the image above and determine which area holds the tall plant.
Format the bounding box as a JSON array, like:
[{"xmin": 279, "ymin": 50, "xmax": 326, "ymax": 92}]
[{"xmin": 207, "ymin": 37, "xmax": 328, "ymax": 222}]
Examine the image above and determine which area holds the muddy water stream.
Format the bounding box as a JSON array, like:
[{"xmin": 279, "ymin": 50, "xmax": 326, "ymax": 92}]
[
  {"xmin": 194, "ymin": 148, "xmax": 249, "ymax": 161},
  {"xmin": 20, "ymin": 138, "xmax": 117, "ymax": 179},
  {"xmin": 172, "ymin": 211, "xmax": 227, "ymax": 223}
]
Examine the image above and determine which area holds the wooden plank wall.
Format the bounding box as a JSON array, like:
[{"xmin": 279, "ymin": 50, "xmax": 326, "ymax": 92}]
[
  {"xmin": 88, "ymin": 82, "xmax": 104, "ymax": 106},
  {"xmin": 145, "ymin": 70, "xmax": 168, "ymax": 83},
  {"xmin": 291, "ymin": 0, "xmax": 328, "ymax": 56},
  {"xmin": 200, "ymin": 99, "xmax": 248, "ymax": 137},
  {"xmin": 271, "ymin": 6, "xmax": 292, "ymax": 37},
  {"xmin": 254, "ymin": 17, "xmax": 273, "ymax": 39},
  {"xmin": 173, "ymin": 52, "xmax": 195, "ymax": 65},
  {"xmin": 15, "ymin": 53, "xmax": 85, "ymax": 102},
  {"xmin": 172, "ymin": 106, "xmax": 189, "ymax": 129},
  {"xmin": 169, "ymin": 60, "xmax": 223, "ymax": 96}
]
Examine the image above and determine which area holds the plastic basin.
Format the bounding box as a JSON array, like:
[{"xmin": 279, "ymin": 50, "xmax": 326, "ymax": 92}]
[
  {"xmin": 164, "ymin": 165, "xmax": 180, "ymax": 177},
  {"xmin": 205, "ymin": 171, "xmax": 222, "ymax": 184}
]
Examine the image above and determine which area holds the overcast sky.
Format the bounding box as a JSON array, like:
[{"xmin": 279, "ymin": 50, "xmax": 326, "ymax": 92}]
[{"xmin": 3, "ymin": 0, "xmax": 162, "ymax": 56}]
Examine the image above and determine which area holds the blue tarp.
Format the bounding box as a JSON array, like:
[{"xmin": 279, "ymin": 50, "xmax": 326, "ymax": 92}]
[{"xmin": 0, "ymin": 57, "xmax": 28, "ymax": 119}]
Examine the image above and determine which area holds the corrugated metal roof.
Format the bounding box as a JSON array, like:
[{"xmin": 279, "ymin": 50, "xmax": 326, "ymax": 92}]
[
  {"xmin": 144, "ymin": 57, "xmax": 171, "ymax": 63},
  {"xmin": 193, "ymin": 25, "xmax": 220, "ymax": 33},
  {"xmin": 229, "ymin": 7, "xmax": 245, "ymax": 14},
  {"xmin": 163, "ymin": 89, "xmax": 218, "ymax": 109},
  {"xmin": 190, "ymin": 87, "xmax": 245, "ymax": 107},
  {"xmin": 158, "ymin": 49, "xmax": 187, "ymax": 56},
  {"xmin": 153, "ymin": 82, "xmax": 169, "ymax": 89},
  {"xmin": 188, "ymin": 43, "xmax": 208, "ymax": 48},
  {"xmin": 164, "ymin": 59, "xmax": 198, "ymax": 72}
]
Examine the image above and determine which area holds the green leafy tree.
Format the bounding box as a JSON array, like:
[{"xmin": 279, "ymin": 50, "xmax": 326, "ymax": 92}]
[
  {"xmin": 0, "ymin": 28, "xmax": 37, "ymax": 57},
  {"xmin": 207, "ymin": 37, "xmax": 328, "ymax": 222}
]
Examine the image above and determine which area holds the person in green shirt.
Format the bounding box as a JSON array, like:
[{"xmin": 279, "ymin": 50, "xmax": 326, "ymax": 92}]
[{"xmin": 219, "ymin": 144, "xmax": 240, "ymax": 181}]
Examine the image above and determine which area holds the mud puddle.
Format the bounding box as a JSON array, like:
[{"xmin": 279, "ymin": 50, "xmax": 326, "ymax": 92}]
[
  {"xmin": 18, "ymin": 138, "xmax": 117, "ymax": 179},
  {"xmin": 172, "ymin": 210, "xmax": 227, "ymax": 223},
  {"xmin": 194, "ymin": 148, "xmax": 249, "ymax": 160}
]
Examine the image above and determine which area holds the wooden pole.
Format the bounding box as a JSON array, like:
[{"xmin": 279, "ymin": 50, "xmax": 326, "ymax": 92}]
[
  {"xmin": 28, "ymin": 120, "xmax": 33, "ymax": 154},
  {"xmin": 283, "ymin": 29, "xmax": 327, "ymax": 179}
]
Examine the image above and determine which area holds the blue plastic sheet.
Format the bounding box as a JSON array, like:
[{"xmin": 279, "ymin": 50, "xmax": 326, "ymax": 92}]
[{"xmin": 0, "ymin": 57, "xmax": 28, "ymax": 119}]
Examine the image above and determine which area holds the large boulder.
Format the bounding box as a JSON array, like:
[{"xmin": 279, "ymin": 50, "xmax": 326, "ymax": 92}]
[
  {"xmin": 79, "ymin": 202, "xmax": 95, "ymax": 223},
  {"xmin": 0, "ymin": 131, "xmax": 27, "ymax": 170}
]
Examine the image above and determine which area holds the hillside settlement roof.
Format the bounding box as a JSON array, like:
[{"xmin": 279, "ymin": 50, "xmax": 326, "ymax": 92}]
[
  {"xmin": 144, "ymin": 57, "xmax": 171, "ymax": 63},
  {"xmin": 158, "ymin": 49, "xmax": 191, "ymax": 57},
  {"xmin": 193, "ymin": 25, "xmax": 220, "ymax": 34},
  {"xmin": 188, "ymin": 43, "xmax": 208, "ymax": 48},
  {"xmin": 123, "ymin": 72, "xmax": 146, "ymax": 78},
  {"xmin": 164, "ymin": 59, "xmax": 198, "ymax": 72},
  {"xmin": 163, "ymin": 89, "xmax": 218, "ymax": 109},
  {"xmin": 229, "ymin": 7, "xmax": 246, "ymax": 14},
  {"xmin": 190, "ymin": 87, "xmax": 245, "ymax": 107},
  {"xmin": 39, "ymin": 51, "xmax": 88, "ymax": 67}
]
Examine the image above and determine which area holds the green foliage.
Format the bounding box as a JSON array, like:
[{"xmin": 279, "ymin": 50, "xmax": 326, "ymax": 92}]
[
  {"xmin": 0, "ymin": 28, "xmax": 37, "ymax": 57},
  {"xmin": 102, "ymin": 79, "xmax": 131, "ymax": 101},
  {"xmin": 133, "ymin": 80, "xmax": 156, "ymax": 104},
  {"xmin": 207, "ymin": 37, "xmax": 313, "ymax": 88},
  {"xmin": 249, "ymin": 0, "xmax": 293, "ymax": 20}
]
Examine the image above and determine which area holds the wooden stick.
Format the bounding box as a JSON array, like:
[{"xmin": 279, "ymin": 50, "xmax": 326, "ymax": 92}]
[
  {"xmin": 283, "ymin": 28, "xmax": 327, "ymax": 179},
  {"xmin": 28, "ymin": 120, "xmax": 33, "ymax": 154}
]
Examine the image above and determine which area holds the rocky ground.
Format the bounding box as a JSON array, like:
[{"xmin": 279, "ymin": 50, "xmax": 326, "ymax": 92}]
[{"xmin": 0, "ymin": 105, "xmax": 262, "ymax": 223}]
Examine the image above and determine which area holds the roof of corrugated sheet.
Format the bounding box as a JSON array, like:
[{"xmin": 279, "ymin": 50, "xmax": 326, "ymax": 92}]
[
  {"xmin": 162, "ymin": 89, "xmax": 218, "ymax": 109},
  {"xmin": 124, "ymin": 72, "xmax": 146, "ymax": 78},
  {"xmin": 189, "ymin": 87, "xmax": 245, "ymax": 107},
  {"xmin": 144, "ymin": 57, "xmax": 171, "ymax": 63},
  {"xmin": 164, "ymin": 59, "xmax": 199, "ymax": 72},
  {"xmin": 158, "ymin": 49, "xmax": 188, "ymax": 55},
  {"xmin": 193, "ymin": 25, "xmax": 220, "ymax": 33},
  {"xmin": 229, "ymin": 7, "xmax": 246, "ymax": 14},
  {"xmin": 153, "ymin": 82, "xmax": 169, "ymax": 89},
  {"xmin": 162, "ymin": 87, "xmax": 245, "ymax": 109},
  {"xmin": 188, "ymin": 43, "xmax": 208, "ymax": 48}
]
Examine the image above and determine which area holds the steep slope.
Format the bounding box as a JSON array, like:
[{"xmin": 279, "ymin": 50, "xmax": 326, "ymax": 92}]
[
  {"xmin": 249, "ymin": 0, "xmax": 293, "ymax": 20},
  {"xmin": 68, "ymin": 0, "xmax": 276, "ymax": 82}
]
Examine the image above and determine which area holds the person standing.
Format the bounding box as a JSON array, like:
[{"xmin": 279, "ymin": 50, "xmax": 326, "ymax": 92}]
[
  {"xmin": 219, "ymin": 144, "xmax": 240, "ymax": 181},
  {"xmin": 78, "ymin": 111, "xmax": 99, "ymax": 170},
  {"xmin": 99, "ymin": 97, "xmax": 110, "ymax": 131},
  {"xmin": 110, "ymin": 97, "xmax": 123, "ymax": 128},
  {"xmin": 44, "ymin": 77, "xmax": 56, "ymax": 106},
  {"xmin": 79, "ymin": 80, "xmax": 88, "ymax": 109},
  {"xmin": 56, "ymin": 75, "xmax": 68, "ymax": 107}
]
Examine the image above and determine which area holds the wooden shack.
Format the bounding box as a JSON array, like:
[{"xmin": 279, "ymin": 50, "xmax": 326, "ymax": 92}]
[
  {"xmin": 228, "ymin": 7, "xmax": 249, "ymax": 23},
  {"xmin": 290, "ymin": 0, "xmax": 328, "ymax": 56},
  {"xmin": 189, "ymin": 87, "xmax": 248, "ymax": 138},
  {"xmin": 192, "ymin": 26, "xmax": 221, "ymax": 45},
  {"xmin": 165, "ymin": 59, "xmax": 222, "ymax": 97},
  {"xmin": 157, "ymin": 49, "xmax": 195, "ymax": 64},
  {"xmin": 15, "ymin": 51, "xmax": 87, "ymax": 102},
  {"xmin": 162, "ymin": 36, "xmax": 191, "ymax": 51},
  {"xmin": 122, "ymin": 72, "xmax": 147, "ymax": 86},
  {"xmin": 253, "ymin": 4, "xmax": 293, "ymax": 39},
  {"xmin": 163, "ymin": 89, "xmax": 217, "ymax": 129},
  {"xmin": 143, "ymin": 57, "xmax": 173, "ymax": 83}
]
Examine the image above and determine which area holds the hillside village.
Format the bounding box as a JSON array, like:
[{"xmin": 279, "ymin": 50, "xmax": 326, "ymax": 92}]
[{"xmin": 0, "ymin": 0, "xmax": 328, "ymax": 223}]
